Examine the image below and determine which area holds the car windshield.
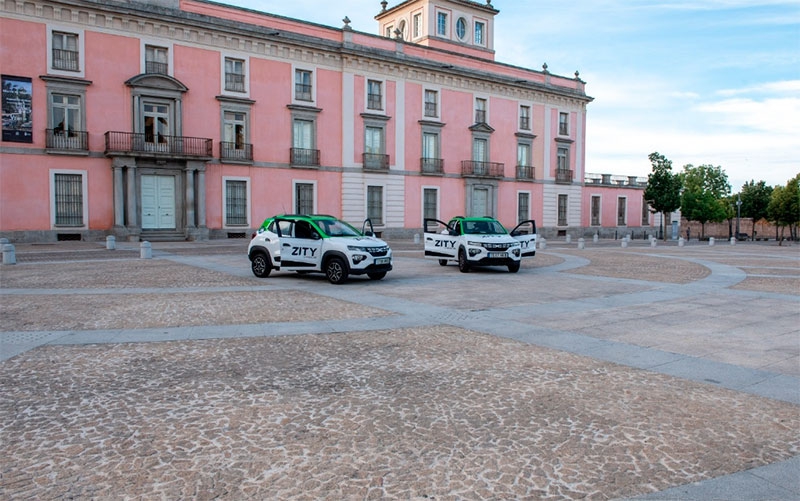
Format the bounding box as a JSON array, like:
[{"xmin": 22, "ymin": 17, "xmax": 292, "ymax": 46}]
[
  {"xmin": 462, "ymin": 220, "xmax": 507, "ymax": 235},
  {"xmin": 316, "ymin": 218, "xmax": 362, "ymax": 237}
]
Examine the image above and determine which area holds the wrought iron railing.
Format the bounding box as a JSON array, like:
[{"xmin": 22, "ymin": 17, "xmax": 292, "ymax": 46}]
[
  {"xmin": 556, "ymin": 169, "xmax": 574, "ymax": 184},
  {"xmin": 225, "ymin": 73, "xmax": 245, "ymax": 92},
  {"xmin": 461, "ymin": 160, "xmax": 503, "ymax": 178},
  {"xmin": 363, "ymin": 153, "xmax": 390, "ymax": 171},
  {"xmin": 367, "ymin": 93, "xmax": 382, "ymax": 110},
  {"xmin": 145, "ymin": 61, "xmax": 168, "ymax": 75},
  {"xmin": 516, "ymin": 165, "xmax": 535, "ymax": 180},
  {"xmin": 104, "ymin": 131, "xmax": 212, "ymax": 158},
  {"xmin": 220, "ymin": 142, "xmax": 253, "ymax": 161},
  {"xmin": 290, "ymin": 147, "xmax": 320, "ymax": 167},
  {"xmin": 52, "ymin": 49, "xmax": 79, "ymax": 71},
  {"xmin": 46, "ymin": 129, "xmax": 88, "ymax": 151},
  {"xmin": 424, "ymin": 102, "xmax": 438, "ymax": 117},
  {"xmin": 295, "ymin": 83, "xmax": 312, "ymax": 101},
  {"xmin": 474, "ymin": 109, "xmax": 487, "ymax": 124},
  {"xmin": 420, "ymin": 158, "xmax": 444, "ymax": 175}
]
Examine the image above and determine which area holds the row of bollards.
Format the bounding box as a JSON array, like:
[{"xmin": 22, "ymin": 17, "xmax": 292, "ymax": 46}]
[
  {"xmin": 1, "ymin": 237, "xmax": 154, "ymax": 265},
  {"xmin": 549, "ymin": 234, "xmax": 739, "ymax": 250}
]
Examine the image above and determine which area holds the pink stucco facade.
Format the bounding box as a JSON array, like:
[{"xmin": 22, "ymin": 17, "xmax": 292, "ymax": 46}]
[{"xmin": 1, "ymin": 0, "xmax": 649, "ymax": 242}]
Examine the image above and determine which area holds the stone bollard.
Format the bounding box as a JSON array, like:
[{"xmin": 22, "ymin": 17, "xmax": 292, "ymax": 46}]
[
  {"xmin": 730, "ymin": 237, "xmax": 736, "ymax": 246},
  {"xmin": 651, "ymin": 238, "xmax": 657, "ymax": 247},
  {"xmin": 593, "ymin": 234, "xmax": 599, "ymax": 243},
  {"xmin": 678, "ymin": 237, "xmax": 685, "ymax": 247},
  {"xmin": 140, "ymin": 240, "xmax": 152, "ymax": 259},
  {"xmin": 709, "ymin": 237, "xmax": 715, "ymax": 246},
  {"xmin": 621, "ymin": 239, "xmax": 628, "ymax": 248},
  {"xmin": 565, "ymin": 234, "xmax": 572, "ymax": 244},
  {"xmin": 539, "ymin": 237, "xmax": 547, "ymax": 250},
  {"xmin": 413, "ymin": 233, "xmax": 420, "ymax": 245},
  {"xmin": 2, "ymin": 243, "xmax": 16, "ymax": 265},
  {"xmin": 577, "ymin": 238, "xmax": 585, "ymax": 250},
  {"xmin": 106, "ymin": 235, "xmax": 116, "ymax": 250}
]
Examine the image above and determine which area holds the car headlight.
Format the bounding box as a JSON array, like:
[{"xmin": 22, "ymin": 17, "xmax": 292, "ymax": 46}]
[
  {"xmin": 467, "ymin": 241, "xmax": 483, "ymax": 248},
  {"xmin": 348, "ymin": 245, "xmax": 369, "ymax": 252}
]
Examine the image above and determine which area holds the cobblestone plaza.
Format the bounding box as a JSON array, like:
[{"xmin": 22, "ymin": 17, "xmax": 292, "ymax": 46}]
[{"xmin": 1, "ymin": 239, "xmax": 798, "ymax": 499}]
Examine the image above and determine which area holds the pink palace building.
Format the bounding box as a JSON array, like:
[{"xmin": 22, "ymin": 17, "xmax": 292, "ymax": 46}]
[{"xmin": 0, "ymin": 0, "xmax": 652, "ymax": 242}]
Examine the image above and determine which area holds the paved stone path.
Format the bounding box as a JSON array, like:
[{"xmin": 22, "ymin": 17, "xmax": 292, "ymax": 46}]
[{"xmin": 1, "ymin": 239, "xmax": 798, "ymax": 500}]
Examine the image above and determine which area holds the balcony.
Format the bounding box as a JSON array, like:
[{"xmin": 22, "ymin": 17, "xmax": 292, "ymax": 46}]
[
  {"xmin": 104, "ymin": 131, "xmax": 212, "ymax": 159},
  {"xmin": 555, "ymin": 169, "xmax": 574, "ymax": 184},
  {"xmin": 461, "ymin": 160, "xmax": 504, "ymax": 178},
  {"xmin": 363, "ymin": 153, "xmax": 390, "ymax": 171},
  {"xmin": 52, "ymin": 49, "xmax": 79, "ymax": 71},
  {"xmin": 420, "ymin": 157, "xmax": 444, "ymax": 175},
  {"xmin": 290, "ymin": 147, "xmax": 320, "ymax": 167},
  {"xmin": 220, "ymin": 141, "xmax": 253, "ymax": 162},
  {"xmin": 225, "ymin": 73, "xmax": 245, "ymax": 92},
  {"xmin": 516, "ymin": 165, "xmax": 535, "ymax": 181},
  {"xmin": 145, "ymin": 61, "xmax": 168, "ymax": 75},
  {"xmin": 46, "ymin": 129, "xmax": 88, "ymax": 152}
]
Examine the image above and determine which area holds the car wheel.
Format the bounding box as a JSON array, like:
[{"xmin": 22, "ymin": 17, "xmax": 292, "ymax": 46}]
[
  {"xmin": 508, "ymin": 261, "xmax": 521, "ymax": 273},
  {"xmin": 458, "ymin": 248, "xmax": 470, "ymax": 273},
  {"xmin": 368, "ymin": 272, "xmax": 386, "ymax": 280},
  {"xmin": 438, "ymin": 259, "xmax": 448, "ymax": 266},
  {"xmin": 325, "ymin": 257, "xmax": 348, "ymax": 284},
  {"xmin": 250, "ymin": 252, "xmax": 272, "ymax": 278}
]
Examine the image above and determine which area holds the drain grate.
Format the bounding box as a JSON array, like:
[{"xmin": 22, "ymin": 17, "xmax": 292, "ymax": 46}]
[{"xmin": 2, "ymin": 332, "xmax": 58, "ymax": 344}]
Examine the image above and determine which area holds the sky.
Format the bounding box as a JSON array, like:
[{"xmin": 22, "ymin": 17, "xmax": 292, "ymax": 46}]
[{"xmin": 225, "ymin": 0, "xmax": 799, "ymax": 191}]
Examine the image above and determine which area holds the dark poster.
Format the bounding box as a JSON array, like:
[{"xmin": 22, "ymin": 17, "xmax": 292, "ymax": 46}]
[{"xmin": 2, "ymin": 75, "xmax": 33, "ymax": 143}]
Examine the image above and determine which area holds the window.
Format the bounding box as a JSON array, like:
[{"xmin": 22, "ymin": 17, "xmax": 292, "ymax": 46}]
[
  {"xmin": 456, "ymin": 17, "xmax": 467, "ymax": 40},
  {"xmin": 517, "ymin": 143, "xmax": 530, "ymax": 167},
  {"xmin": 143, "ymin": 103, "xmax": 170, "ymax": 144},
  {"xmin": 474, "ymin": 21, "xmax": 485, "ymax": 45},
  {"xmin": 436, "ymin": 12, "xmax": 448, "ymax": 36},
  {"xmin": 367, "ymin": 80, "xmax": 382, "ymax": 111},
  {"xmin": 557, "ymin": 147, "xmax": 568, "ymax": 171},
  {"xmin": 145, "ymin": 45, "xmax": 169, "ymax": 74},
  {"xmin": 44, "ymin": 77, "xmax": 89, "ymax": 151},
  {"xmin": 519, "ymin": 105, "xmax": 531, "ymax": 130},
  {"xmin": 423, "ymin": 188, "xmax": 438, "ymax": 221},
  {"xmin": 473, "ymin": 137, "xmax": 488, "ymax": 162},
  {"xmin": 617, "ymin": 197, "xmax": 627, "ymax": 226},
  {"xmin": 385, "ymin": 25, "xmax": 394, "ymax": 38},
  {"xmin": 51, "ymin": 93, "xmax": 80, "ymax": 137},
  {"xmin": 518, "ymin": 192, "xmax": 530, "ymax": 223},
  {"xmin": 364, "ymin": 125, "xmax": 387, "ymax": 170},
  {"xmin": 225, "ymin": 179, "xmax": 248, "ymax": 226},
  {"xmin": 642, "ymin": 197, "xmax": 650, "ymax": 225},
  {"xmin": 54, "ymin": 173, "xmax": 84, "ymax": 226},
  {"xmin": 52, "ymin": 32, "xmax": 79, "ymax": 71},
  {"xmin": 591, "ymin": 196, "xmax": 601, "ymax": 226},
  {"xmin": 295, "ymin": 183, "xmax": 315, "ymax": 214},
  {"xmin": 224, "ymin": 58, "xmax": 245, "ymax": 92},
  {"xmin": 559, "ymin": 112, "xmax": 569, "ymax": 135},
  {"xmin": 367, "ymin": 186, "xmax": 384, "ymax": 224},
  {"xmin": 471, "ymin": 186, "xmax": 490, "ymax": 217},
  {"xmin": 475, "ymin": 97, "xmax": 487, "ymax": 123},
  {"xmin": 290, "ymin": 107, "xmax": 320, "ymax": 166},
  {"xmin": 222, "ymin": 111, "xmax": 250, "ymax": 160},
  {"xmin": 421, "ymin": 131, "xmax": 442, "ymax": 174},
  {"xmin": 398, "ymin": 20, "xmax": 407, "ymax": 40},
  {"xmin": 413, "ymin": 13, "xmax": 422, "ymax": 38},
  {"xmin": 424, "ymin": 89, "xmax": 438, "ymax": 118},
  {"xmin": 558, "ymin": 194, "xmax": 568, "ymax": 226},
  {"xmin": 295, "ymin": 69, "xmax": 313, "ymax": 101}
]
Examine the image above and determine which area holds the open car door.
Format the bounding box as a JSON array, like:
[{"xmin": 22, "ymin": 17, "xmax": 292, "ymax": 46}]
[
  {"xmin": 510, "ymin": 220, "xmax": 537, "ymax": 258},
  {"xmin": 361, "ymin": 218, "xmax": 375, "ymax": 236},
  {"xmin": 424, "ymin": 218, "xmax": 458, "ymax": 261}
]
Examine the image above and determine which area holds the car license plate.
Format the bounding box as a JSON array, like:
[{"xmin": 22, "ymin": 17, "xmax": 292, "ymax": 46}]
[
  {"xmin": 375, "ymin": 257, "xmax": 390, "ymax": 265},
  {"xmin": 488, "ymin": 252, "xmax": 507, "ymax": 258}
]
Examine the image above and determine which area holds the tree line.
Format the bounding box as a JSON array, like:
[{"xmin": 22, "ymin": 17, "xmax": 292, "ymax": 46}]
[{"xmin": 643, "ymin": 152, "xmax": 799, "ymax": 243}]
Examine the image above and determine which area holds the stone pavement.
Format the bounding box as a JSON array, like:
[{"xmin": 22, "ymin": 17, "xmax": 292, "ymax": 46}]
[{"xmin": 0, "ymin": 238, "xmax": 798, "ymax": 500}]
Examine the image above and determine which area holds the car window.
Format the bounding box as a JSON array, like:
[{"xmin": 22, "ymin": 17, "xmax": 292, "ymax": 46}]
[
  {"xmin": 294, "ymin": 221, "xmax": 317, "ymax": 239},
  {"xmin": 317, "ymin": 219, "xmax": 360, "ymax": 237}
]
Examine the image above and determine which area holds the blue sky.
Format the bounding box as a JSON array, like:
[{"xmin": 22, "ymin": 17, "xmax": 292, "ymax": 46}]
[{"xmin": 226, "ymin": 0, "xmax": 799, "ymax": 191}]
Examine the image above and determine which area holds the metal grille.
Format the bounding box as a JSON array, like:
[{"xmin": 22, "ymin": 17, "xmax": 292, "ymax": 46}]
[
  {"xmin": 225, "ymin": 180, "xmax": 248, "ymax": 226},
  {"xmin": 296, "ymin": 183, "xmax": 314, "ymax": 215},
  {"xmin": 367, "ymin": 186, "xmax": 383, "ymax": 225},
  {"xmin": 54, "ymin": 174, "xmax": 83, "ymax": 226},
  {"xmin": 518, "ymin": 193, "xmax": 529, "ymax": 224}
]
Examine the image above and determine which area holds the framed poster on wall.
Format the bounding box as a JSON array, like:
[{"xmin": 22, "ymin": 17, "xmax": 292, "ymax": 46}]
[{"xmin": 2, "ymin": 75, "xmax": 33, "ymax": 143}]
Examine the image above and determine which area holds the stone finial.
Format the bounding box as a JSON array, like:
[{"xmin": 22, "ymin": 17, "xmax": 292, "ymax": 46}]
[
  {"xmin": 381, "ymin": 0, "xmax": 388, "ymax": 12},
  {"xmin": 542, "ymin": 62, "xmax": 548, "ymax": 73},
  {"xmin": 487, "ymin": 0, "xmax": 492, "ymax": 4},
  {"xmin": 574, "ymin": 70, "xmax": 580, "ymax": 79},
  {"xmin": 342, "ymin": 16, "xmax": 352, "ymax": 30}
]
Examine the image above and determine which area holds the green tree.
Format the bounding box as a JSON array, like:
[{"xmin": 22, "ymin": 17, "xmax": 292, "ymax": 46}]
[
  {"xmin": 643, "ymin": 152, "xmax": 682, "ymax": 240},
  {"xmin": 681, "ymin": 164, "xmax": 731, "ymax": 238},
  {"xmin": 768, "ymin": 174, "xmax": 800, "ymax": 243},
  {"xmin": 738, "ymin": 180, "xmax": 773, "ymax": 239}
]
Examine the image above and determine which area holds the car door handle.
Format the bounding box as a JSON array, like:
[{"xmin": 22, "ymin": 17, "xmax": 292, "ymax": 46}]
[{"xmin": 283, "ymin": 243, "xmax": 291, "ymax": 247}]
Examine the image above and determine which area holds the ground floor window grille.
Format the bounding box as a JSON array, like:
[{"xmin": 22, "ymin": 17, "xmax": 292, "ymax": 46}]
[
  {"xmin": 54, "ymin": 173, "xmax": 83, "ymax": 226},
  {"xmin": 557, "ymin": 194, "xmax": 568, "ymax": 226},
  {"xmin": 367, "ymin": 186, "xmax": 384, "ymax": 225},
  {"xmin": 617, "ymin": 197, "xmax": 627, "ymax": 226},
  {"xmin": 517, "ymin": 192, "xmax": 530, "ymax": 223},
  {"xmin": 591, "ymin": 196, "xmax": 601, "ymax": 226},
  {"xmin": 225, "ymin": 180, "xmax": 247, "ymax": 226},
  {"xmin": 295, "ymin": 183, "xmax": 314, "ymax": 215},
  {"xmin": 423, "ymin": 188, "xmax": 437, "ymax": 221}
]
